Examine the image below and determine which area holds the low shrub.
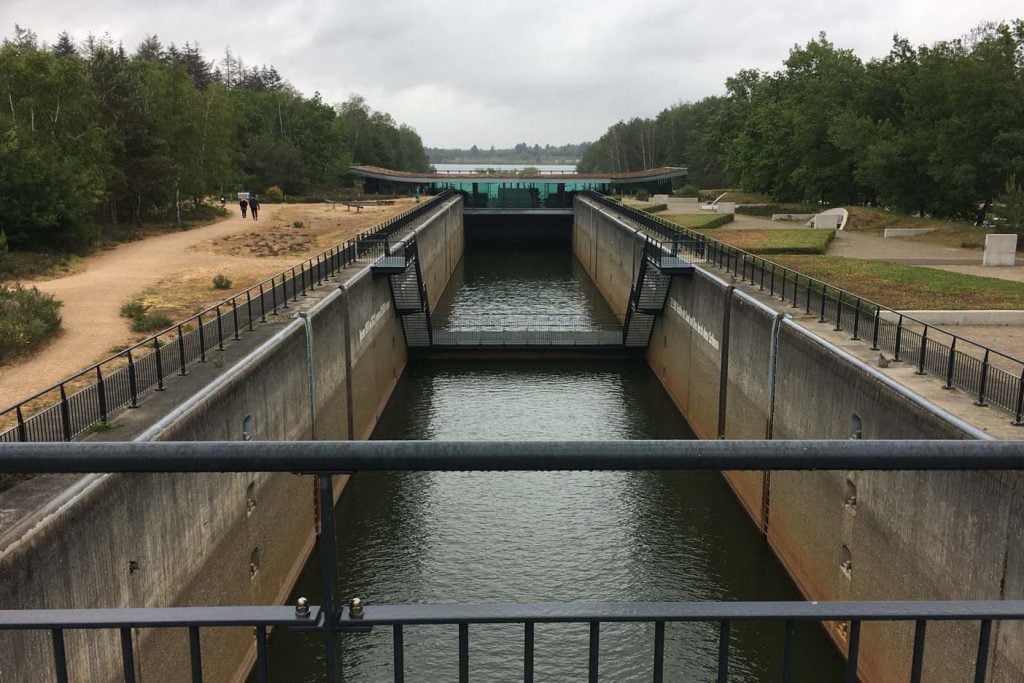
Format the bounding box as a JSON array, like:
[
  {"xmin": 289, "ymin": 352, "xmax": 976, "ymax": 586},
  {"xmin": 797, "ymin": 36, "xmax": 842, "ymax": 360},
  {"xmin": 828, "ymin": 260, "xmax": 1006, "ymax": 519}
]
[
  {"xmin": 639, "ymin": 203, "xmax": 668, "ymax": 214},
  {"xmin": 119, "ymin": 300, "xmax": 172, "ymax": 333},
  {"xmin": 0, "ymin": 284, "xmax": 62, "ymax": 363},
  {"xmin": 636, "ymin": 189, "xmax": 651, "ymax": 202},
  {"xmin": 673, "ymin": 185, "xmax": 699, "ymax": 198},
  {"xmin": 212, "ymin": 274, "xmax": 232, "ymax": 290},
  {"xmin": 292, "ymin": 220, "xmax": 305, "ymax": 229},
  {"xmin": 0, "ymin": 251, "xmax": 73, "ymax": 280},
  {"xmin": 264, "ymin": 186, "xmax": 284, "ymax": 200}
]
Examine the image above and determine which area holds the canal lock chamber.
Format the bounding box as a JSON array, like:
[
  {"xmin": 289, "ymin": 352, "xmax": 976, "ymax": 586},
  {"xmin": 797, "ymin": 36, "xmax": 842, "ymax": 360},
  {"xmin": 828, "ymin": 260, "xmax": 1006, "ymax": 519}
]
[{"xmin": 262, "ymin": 213, "xmax": 845, "ymax": 681}]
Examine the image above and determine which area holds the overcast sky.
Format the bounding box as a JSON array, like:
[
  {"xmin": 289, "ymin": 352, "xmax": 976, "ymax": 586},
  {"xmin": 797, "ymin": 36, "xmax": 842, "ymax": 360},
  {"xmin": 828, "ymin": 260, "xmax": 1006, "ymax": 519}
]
[{"xmin": 2, "ymin": 0, "xmax": 1021, "ymax": 147}]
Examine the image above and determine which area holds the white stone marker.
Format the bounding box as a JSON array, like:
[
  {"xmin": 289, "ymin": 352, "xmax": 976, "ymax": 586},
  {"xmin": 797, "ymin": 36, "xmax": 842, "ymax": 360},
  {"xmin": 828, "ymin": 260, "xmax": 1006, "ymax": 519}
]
[
  {"xmin": 983, "ymin": 234, "xmax": 1018, "ymax": 266},
  {"xmin": 716, "ymin": 202, "xmax": 736, "ymax": 214},
  {"xmin": 813, "ymin": 214, "xmax": 841, "ymax": 229}
]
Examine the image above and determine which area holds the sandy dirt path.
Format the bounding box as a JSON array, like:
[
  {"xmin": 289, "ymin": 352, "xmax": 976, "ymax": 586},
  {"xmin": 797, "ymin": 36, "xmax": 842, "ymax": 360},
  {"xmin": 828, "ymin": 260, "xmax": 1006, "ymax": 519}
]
[{"xmin": 0, "ymin": 205, "xmax": 289, "ymax": 407}]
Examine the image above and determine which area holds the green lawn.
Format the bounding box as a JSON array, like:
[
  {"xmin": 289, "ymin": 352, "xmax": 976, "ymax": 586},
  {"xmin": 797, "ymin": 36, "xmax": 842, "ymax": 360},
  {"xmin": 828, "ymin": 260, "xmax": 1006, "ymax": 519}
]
[
  {"xmin": 663, "ymin": 213, "xmax": 735, "ymax": 229},
  {"xmin": 770, "ymin": 255, "xmax": 1024, "ymax": 309},
  {"xmin": 704, "ymin": 229, "xmax": 834, "ymax": 254}
]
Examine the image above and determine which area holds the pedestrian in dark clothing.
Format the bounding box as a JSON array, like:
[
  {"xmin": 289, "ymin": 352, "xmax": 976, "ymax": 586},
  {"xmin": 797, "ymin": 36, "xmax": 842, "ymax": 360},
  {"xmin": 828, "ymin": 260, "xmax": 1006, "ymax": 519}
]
[
  {"xmin": 249, "ymin": 195, "xmax": 260, "ymax": 221},
  {"xmin": 239, "ymin": 198, "xmax": 248, "ymax": 219}
]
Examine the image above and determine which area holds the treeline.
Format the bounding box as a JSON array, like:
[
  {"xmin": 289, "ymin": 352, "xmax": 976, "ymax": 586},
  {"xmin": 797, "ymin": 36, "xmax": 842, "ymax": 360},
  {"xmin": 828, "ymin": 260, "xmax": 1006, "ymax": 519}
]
[
  {"xmin": 0, "ymin": 26, "xmax": 431, "ymax": 253},
  {"xmin": 428, "ymin": 142, "xmax": 590, "ymax": 165},
  {"xmin": 579, "ymin": 22, "xmax": 1024, "ymax": 224}
]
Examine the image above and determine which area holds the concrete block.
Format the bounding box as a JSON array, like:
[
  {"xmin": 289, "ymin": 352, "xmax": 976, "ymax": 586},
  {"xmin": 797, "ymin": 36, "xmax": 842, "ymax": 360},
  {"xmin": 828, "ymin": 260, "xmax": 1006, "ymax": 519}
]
[
  {"xmin": 716, "ymin": 202, "xmax": 736, "ymax": 214},
  {"xmin": 984, "ymin": 234, "xmax": 1017, "ymax": 266},
  {"xmin": 813, "ymin": 214, "xmax": 841, "ymax": 229},
  {"xmin": 884, "ymin": 228, "xmax": 935, "ymax": 238}
]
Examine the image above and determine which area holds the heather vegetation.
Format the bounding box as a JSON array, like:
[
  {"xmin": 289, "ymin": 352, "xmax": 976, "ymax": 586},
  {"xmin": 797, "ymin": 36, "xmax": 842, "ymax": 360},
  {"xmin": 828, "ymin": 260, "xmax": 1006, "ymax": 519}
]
[
  {"xmin": 0, "ymin": 26, "xmax": 430, "ymax": 258},
  {"xmin": 579, "ymin": 22, "xmax": 1024, "ymax": 231}
]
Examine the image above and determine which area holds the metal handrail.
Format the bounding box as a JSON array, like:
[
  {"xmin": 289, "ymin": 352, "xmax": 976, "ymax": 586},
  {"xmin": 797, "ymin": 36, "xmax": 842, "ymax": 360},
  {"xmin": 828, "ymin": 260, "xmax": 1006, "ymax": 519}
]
[
  {"xmin": 1, "ymin": 439, "xmax": 1022, "ymax": 683},
  {"xmin": 0, "ymin": 191, "xmax": 457, "ymax": 442},
  {"xmin": 584, "ymin": 191, "xmax": 1024, "ymax": 424}
]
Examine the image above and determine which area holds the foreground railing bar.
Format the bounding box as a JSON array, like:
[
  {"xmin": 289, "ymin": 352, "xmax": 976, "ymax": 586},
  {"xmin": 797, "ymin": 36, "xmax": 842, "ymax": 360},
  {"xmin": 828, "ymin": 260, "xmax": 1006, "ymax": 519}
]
[
  {"xmin": 717, "ymin": 620, "xmax": 730, "ymax": 683},
  {"xmin": 975, "ymin": 619, "xmax": 992, "ymax": 683},
  {"xmin": 0, "ymin": 606, "xmax": 318, "ymax": 629},
  {"xmin": 653, "ymin": 620, "xmax": 665, "ymax": 683},
  {"xmin": 588, "ymin": 621, "xmax": 599, "ymax": 683},
  {"xmin": 910, "ymin": 619, "xmax": 927, "ymax": 683},
  {"xmin": 523, "ymin": 621, "xmax": 534, "ymax": 683},
  {"xmin": 333, "ymin": 600, "xmax": 1024, "ymax": 625},
  {"xmin": 51, "ymin": 628, "xmax": 69, "ymax": 683},
  {"xmin": 393, "ymin": 624, "xmax": 405, "ymax": 683},
  {"xmin": 121, "ymin": 627, "xmax": 136, "ymax": 683},
  {"xmin": 3, "ymin": 440, "xmax": 1020, "ymax": 475},
  {"xmin": 845, "ymin": 620, "xmax": 861, "ymax": 683},
  {"xmin": 318, "ymin": 475, "xmax": 339, "ymax": 683},
  {"xmin": 782, "ymin": 620, "xmax": 795, "ymax": 682},
  {"xmin": 459, "ymin": 622, "xmax": 469, "ymax": 683},
  {"xmin": 256, "ymin": 624, "xmax": 269, "ymax": 683},
  {"xmin": 188, "ymin": 626, "xmax": 203, "ymax": 683}
]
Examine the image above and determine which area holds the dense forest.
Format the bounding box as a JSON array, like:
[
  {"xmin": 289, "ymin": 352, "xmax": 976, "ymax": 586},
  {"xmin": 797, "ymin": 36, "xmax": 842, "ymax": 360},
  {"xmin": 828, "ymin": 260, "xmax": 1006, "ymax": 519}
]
[
  {"xmin": 0, "ymin": 26, "xmax": 431, "ymax": 253},
  {"xmin": 427, "ymin": 142, "xmax": 589, "ymax": 165},
  {"xmin": 579, "ymin": 21, "xmax": 1024, "ymax": 225}
]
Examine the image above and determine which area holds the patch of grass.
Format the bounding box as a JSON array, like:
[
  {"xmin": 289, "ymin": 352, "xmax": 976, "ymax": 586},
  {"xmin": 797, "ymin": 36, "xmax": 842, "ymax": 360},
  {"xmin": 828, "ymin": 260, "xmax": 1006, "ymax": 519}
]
[
  {"xmin": 844, "ymin": 207, "xmax": 990, "ymax": 249},
  {"xmin": 0, "ymin": 284, "xmax": 62, "ymax": 363},
  {"xmin": 0, "ymin": 251, "xmax": 76, "ymax": 281},
  {"xmin": 705, "ymin": 229, "xmax": 835, "ymax": 255},
  {"xmin": 663, "ymin": 213, "xmax": 735, "ymax": 229},
  {"xmin": 638, "ymin": 203, "xmax": 668, "ymax": 214},
  {"xmin": 769, "ymin": 255, "xmax": 1024, "ymax": 310},
  {"xmin": 119, "ymin": 300, "xmax": 172, "ymax": 333},
  {"xmin": 212, "ymin": 274, "xmax": 232, "ymax": 290}
]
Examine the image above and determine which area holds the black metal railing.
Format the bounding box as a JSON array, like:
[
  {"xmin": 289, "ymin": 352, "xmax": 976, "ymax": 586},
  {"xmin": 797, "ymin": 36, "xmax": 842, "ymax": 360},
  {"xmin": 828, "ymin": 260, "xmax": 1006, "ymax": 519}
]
[
  {"xmin": 1, "ymin": 439, "xmax": 1023, "ymax": 683},
  {"xmin": 583, "ymin": 192, "xmax": 1024, "ymax": 424},
  {"xmin": 0, "ymin": 191, "xmax": 456, "ymax": 444}
]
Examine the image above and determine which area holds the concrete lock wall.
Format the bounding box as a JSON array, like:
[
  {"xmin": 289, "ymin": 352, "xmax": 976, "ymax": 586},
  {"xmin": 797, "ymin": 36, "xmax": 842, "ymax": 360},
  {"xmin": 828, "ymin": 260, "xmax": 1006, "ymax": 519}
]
[
  {"xmin": 0, "ymin": 197, "xmax": 464, "ymax": 683},
  {"xmin": 573, "ymin": 196, "xmax": 1024, "ymax": 683}
]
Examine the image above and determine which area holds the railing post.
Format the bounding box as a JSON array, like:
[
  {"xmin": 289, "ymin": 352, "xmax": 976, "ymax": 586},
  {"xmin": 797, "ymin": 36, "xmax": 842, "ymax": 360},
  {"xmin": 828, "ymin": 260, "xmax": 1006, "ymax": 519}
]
[
  {"xmin": 301, "ymin": 263, "xmax": 308, "ymax": 296},
  {"xmin": 1013, "ymin": 369, "xmax": 1024, "ymax": 425},
  {"xmin": 231, "ymin": 299, "xmax": 240, "ymax": 340},
  {"xmin": 894, "ymin": 315, "xmax": 904, "ymax": 362},
  {"xmin": 851, "ymin": 299, "xmax": 861, "ymax": 340},
  {"xmin": 271, "ymin": 278, "xmax": 279, "ymax": 314},
  {"xmin": 127, "ymin": 350, "xmax": 139, "ymax": 408},
  {"xmin": 780, "ymin": 270, "xmax": 787, "ymax": 301},
  {"xmin": 944, "ymin": 338, "xmax": 958, "ymax": 389},
  {"xmin": 215, "ymin": 306, "xmax": 225, "ymax": 351},
  {"xmin": 976, "ymin": 350, "xmax": 990, "ymax": 407},
  {"xmin": 96, "ymin": 367, "xmax": 108, "ymax": 422},
  {"xmin": 870, "ymin": 307, "xmax": 881, "ymax": 350},
  {"xmin": 177, "ymin": 325, "xmax": 188, "ymax": 376},
  {"xmin": 792, "ymin": 275, "xmax": 799, "ymax": 308},
  {"xmin": 317, "ymin": 475, "xmax": 339, "ymax": 683},
  {"xmin": 805, "ymin": 277, "xmax": 812, "ymax": 313},
  {"xmin": 154, "ymin": 337, "xmax": 165, "ymax": 391},
  {"xmin": 758, "ymin": 259, "xmax": 765, "ymax": 290},
  {"xmin": 16, "ymin": 405, "xmax": 27, "ymax": 442},
  {"xmin": 59, "ymin": 383, "xmax": 72, "ymax": 441},
  {"xmin": 259, "ymin": 284, "xmax": 267, "ymax": 323},
  {"xmin": 197, "ymin": 313, "xmax": 207, "ymax": 362},
  {"xmin": 246, "ymin": 292, "xmax": 254, "ymax": 332},
  {"xmin": 291, "ymin": 268, "xmax": 298, "ymax": 301},
  {"xmin": 819, "ymin": 285, "xmax": 827, "ymax": 323},
  {"xmin": 916, "ymin": 326, "xmax": 929, "ymax": 375},
  {"xmin": 316, "ymin": 255, "xmax": 323, "ymax": 286},
  {"xmin": 834, "ymin": 296, "xmax": 843, "ymax": 331},
  {"xmin": 769, "ymin": 264, "xmax": 776, "ymax": 296}
]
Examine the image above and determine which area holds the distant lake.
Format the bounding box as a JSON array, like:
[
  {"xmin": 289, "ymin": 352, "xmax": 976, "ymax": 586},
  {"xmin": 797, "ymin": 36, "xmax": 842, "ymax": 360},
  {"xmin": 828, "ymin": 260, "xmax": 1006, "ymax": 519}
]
[{"xmin": 433, "ymin": 163, "xmax": 578, "ymax": 173}]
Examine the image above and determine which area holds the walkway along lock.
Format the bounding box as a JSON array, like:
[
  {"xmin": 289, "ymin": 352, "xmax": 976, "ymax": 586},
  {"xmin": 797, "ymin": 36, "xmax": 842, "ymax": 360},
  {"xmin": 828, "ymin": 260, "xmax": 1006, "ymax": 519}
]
[{"xmin": 2, "ymin": 439, "xmax": 1024, "ymax": 683}]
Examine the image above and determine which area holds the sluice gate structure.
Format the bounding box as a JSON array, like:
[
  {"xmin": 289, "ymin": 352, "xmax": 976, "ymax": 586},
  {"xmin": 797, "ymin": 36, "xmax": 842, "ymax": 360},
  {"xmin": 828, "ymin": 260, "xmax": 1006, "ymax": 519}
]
[{"xmin": 1, "ymin": 166, "xmax": 1024, "ymax": 682}]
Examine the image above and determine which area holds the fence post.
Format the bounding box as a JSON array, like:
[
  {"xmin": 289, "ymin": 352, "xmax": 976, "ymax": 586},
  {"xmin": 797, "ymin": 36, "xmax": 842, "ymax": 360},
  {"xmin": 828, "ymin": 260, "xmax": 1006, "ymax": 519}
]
[
  {"xmin": 177, "ymin": 325, "xmax": 188, "ymax": 376},
  {"xmin": 805, "ymin": 278, "xmax": 812, "ymax": 313},
  {"xmin": 215, "ymin": 306, "xmax": 225, "ymax": 350},
  {"xmin": 851, "ymin": 299, "xmax": 862, "ymax": 340},
  {"xmin": 127, "ymin": 350, "xmax": 139, "ymax": 408},
  {"xmin": 834, "ymin": 296, "xmax": 843, "ymax": 332},
  {"xmin": 819, "ymin": 285, "xmax": 828, "ymax": 323},
  {"xmin": 59, "ymin": 384, "xmax": 72, "ymax": 441},
  {"xmin": 916, "ymin": 327, "xmax": 929, "ymax": 375},
  {"xmin": 792, "ymin": 275, "xmax": 800, "ymax": 308},
  {"xmin": 944, "ymin": 338, "xmax": 958, "ymax": 389},
  {"xmin": 154, "ymin": 337, "xmax": 165, "ymax": 391},
  {"xmin": 316, "ymin": 255, "xmax": 323, "ymax": 286},
  {"xmin": 16, "ymin": 405, "xmax": 27, "ymax": 442},
  {"xmin": 976, "ymin": 349, "xmax": 990, "ymax": 407},
  {"xmin": 870, "ymin": 307, "xmax": 881, "ymax": 350},
  {"xmin": 232, "ymin": 299, "xmax": 240, "ymax": 340},
  {"xmin": 291, "ymin": 268, "xmax": 299, "ymax": 302},
  {"xmin": 259, "ymin": 284, "xmax": 267, "ymax": 323},
  {"xmin": 301, "ymin": 264, "xmax": 308, "ymax": 297},
  {"xmin": 197, "ymin": 313, "xmax": 207, "ymax": 362},
  {"xmin": 758, "ymin": 260, "xmax": 765, "ymax": 290},
  {"xmin": 271, "ymin": 278, "xmax": 279, "ymax": 315},
  {"xmin": 780, "ymin": 270, "xmax": 787, "ymax": 301},
  {"xmin": 246, "ymin": 292, "xmax": 254, "ymax": 332},
  {"xmin": 894, "ymin": 315, "xmax": 904, "ymax": 362},
  {"xmin": 1014, "ymin": 370, "xmax": 1024, "ymax": 425},
  {"xmin": 769, "ymin": 265, "xmax": 776, "ymax": 296},
  {"xmin": 96, "ymin": 366, "xmax": 108, "ymax": 422}
]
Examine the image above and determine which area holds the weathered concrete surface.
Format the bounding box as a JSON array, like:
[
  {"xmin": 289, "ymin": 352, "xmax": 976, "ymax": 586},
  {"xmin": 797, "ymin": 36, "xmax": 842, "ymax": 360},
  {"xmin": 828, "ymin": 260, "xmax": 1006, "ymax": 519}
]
[
  {"xmin": 883, "ymin": 227, "xmax": 935, "ymax": 238},
  {"xmin": 0, "ymin": 196, "xmax": 464, "ymax": 683},
  {"xmin": 984, "ymin": 234, "xmax": 1017, "ymax": 266},
  {"xmin": 574, "ymin": 195, "xmax": 1023, "ymax": 683}
]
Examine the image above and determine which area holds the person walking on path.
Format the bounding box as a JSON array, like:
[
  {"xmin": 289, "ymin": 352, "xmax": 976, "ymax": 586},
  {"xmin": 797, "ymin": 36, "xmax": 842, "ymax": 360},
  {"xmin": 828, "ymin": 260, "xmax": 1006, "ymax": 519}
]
[
  {"xmin": 239, "ymin": 197, "xmax": 248, "ymax": 219},
  {"xmin": 249, "ymin": 195, "xmax": 260, "ymax": 221}
]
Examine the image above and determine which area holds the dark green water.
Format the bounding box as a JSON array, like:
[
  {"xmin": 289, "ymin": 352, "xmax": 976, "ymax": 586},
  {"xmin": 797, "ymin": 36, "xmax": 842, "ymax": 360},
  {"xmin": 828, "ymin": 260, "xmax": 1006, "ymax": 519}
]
[{"xmin": 265, "ymin": 244, "xmax": 843, "ymax": 681}]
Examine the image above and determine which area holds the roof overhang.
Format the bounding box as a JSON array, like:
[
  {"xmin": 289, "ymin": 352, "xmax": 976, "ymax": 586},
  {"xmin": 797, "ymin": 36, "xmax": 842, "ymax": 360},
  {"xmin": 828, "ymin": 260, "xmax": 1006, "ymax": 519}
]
[{"xmin": 350, "ymin": 165, "xmax": 687, "ymax": 185}]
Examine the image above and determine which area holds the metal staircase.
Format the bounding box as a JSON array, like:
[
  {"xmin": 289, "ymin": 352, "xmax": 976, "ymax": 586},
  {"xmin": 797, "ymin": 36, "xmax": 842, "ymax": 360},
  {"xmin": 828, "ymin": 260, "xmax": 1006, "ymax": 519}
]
[
  {"xmin": 372, "ymin": 237, "xmax": 432, "ymax": 347},
  {"xmin": 623, "ymin": 238, "xmax": 675, "ymax": 347}
]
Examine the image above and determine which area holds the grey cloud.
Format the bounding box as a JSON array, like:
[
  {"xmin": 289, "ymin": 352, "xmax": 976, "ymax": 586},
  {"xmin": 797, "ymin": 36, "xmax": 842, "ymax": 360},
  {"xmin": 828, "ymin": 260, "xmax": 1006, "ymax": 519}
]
[{"xmin": 2, "ymin": 0, "xmax": 1021, "ymax": 146}]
